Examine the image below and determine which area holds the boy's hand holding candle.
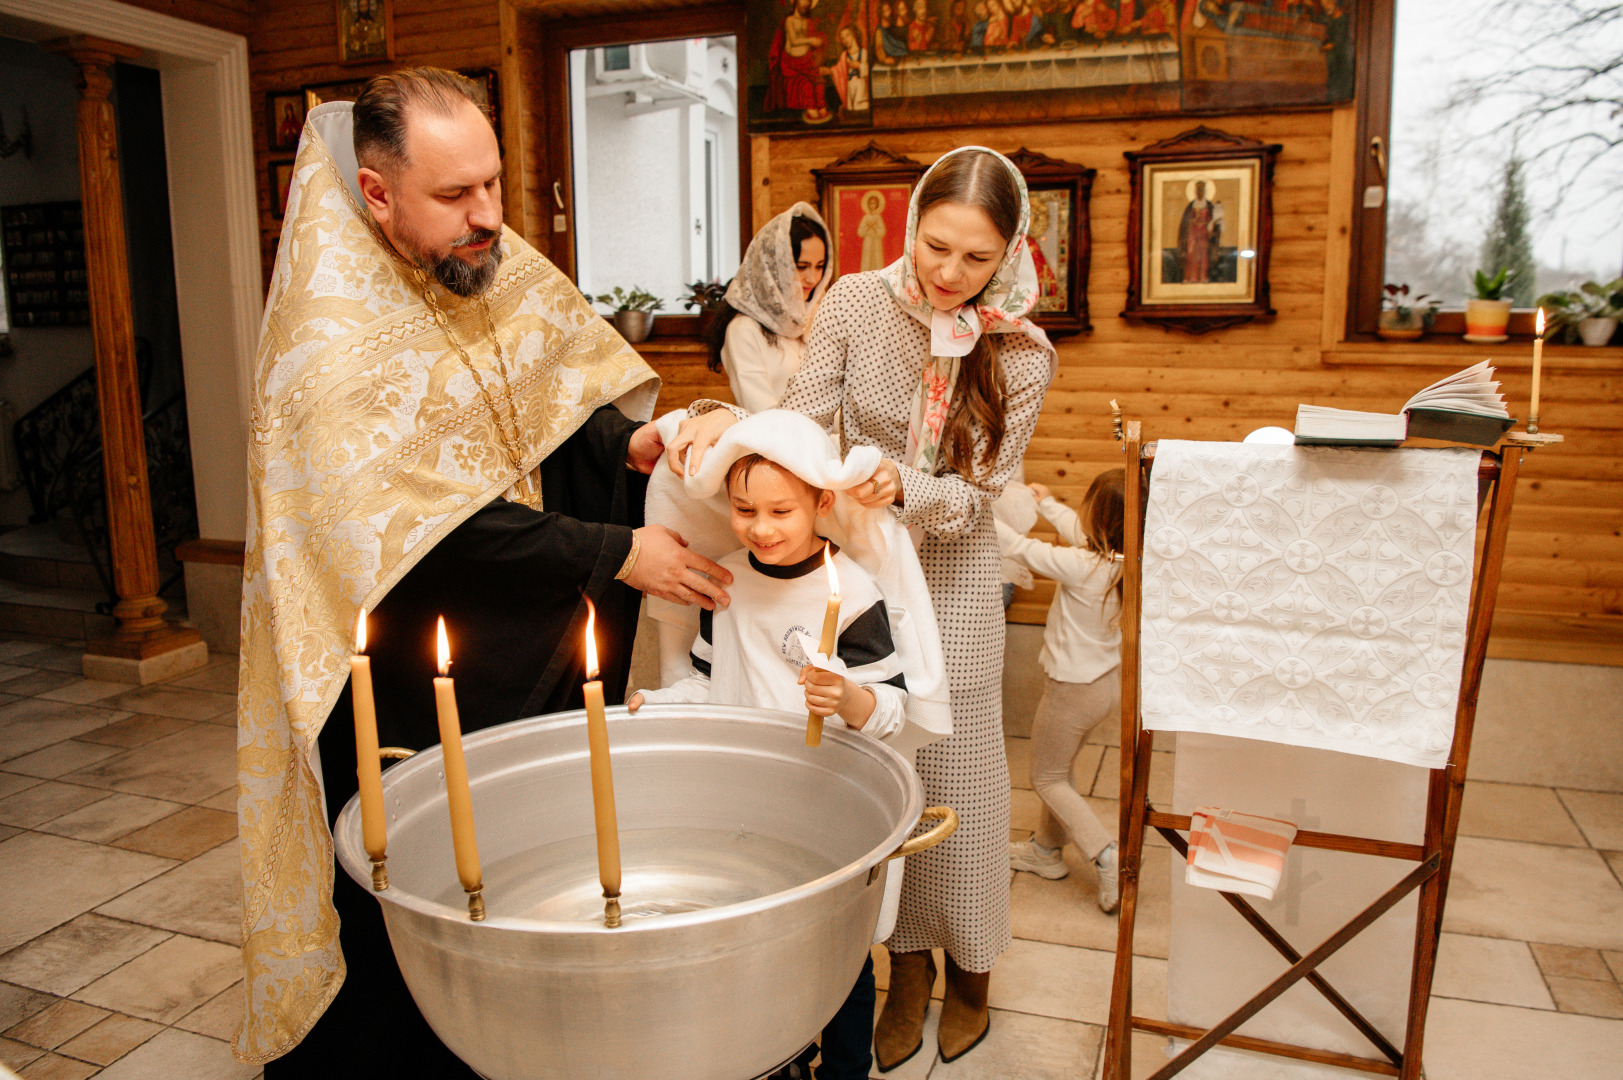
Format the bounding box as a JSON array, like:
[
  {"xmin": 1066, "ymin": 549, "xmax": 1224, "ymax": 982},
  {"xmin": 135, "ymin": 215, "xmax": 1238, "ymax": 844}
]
[{"xmin": 798, "ymin": 663, "xmax": 876, "ymax": 731}]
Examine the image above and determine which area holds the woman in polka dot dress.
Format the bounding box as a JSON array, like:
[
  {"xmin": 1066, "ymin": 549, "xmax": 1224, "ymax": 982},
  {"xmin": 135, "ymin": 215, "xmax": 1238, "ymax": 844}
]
[{"xmin": 669, "ymin": 146, "xmax": 1055, "ymax": 1070}]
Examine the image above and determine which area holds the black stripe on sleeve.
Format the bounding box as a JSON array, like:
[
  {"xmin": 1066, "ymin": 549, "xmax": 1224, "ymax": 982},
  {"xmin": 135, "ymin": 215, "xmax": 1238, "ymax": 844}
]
[
  {"xmin": 836, "ymin": 600, "xmax": 905, "ymax": 690},
  {"xmin": 690, "ymin": 607, "xmax": 714, "ymax": 677}
]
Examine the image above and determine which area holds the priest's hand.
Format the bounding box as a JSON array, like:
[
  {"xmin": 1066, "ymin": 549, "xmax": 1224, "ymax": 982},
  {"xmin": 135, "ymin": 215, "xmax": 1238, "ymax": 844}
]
[
  {"xmin": 852, "ymin": 458, "xmax": 902, "ymax": 508},
  {"xmin": 626, "ymin": 422, "xmax": 664, "ymax": 475},
  {"xmin": 665, "ymin": 409, "xmax": 740, "ymax": 477},
  {"xmin": 626, "ymin": 525, "xmax": 733, "ymax": 609}
]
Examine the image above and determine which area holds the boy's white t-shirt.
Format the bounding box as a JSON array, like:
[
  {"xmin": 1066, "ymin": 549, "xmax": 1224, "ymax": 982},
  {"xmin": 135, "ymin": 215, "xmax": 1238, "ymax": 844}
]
[{"xmin": 639, "ymin": 545, "xmax": 906, "ymax": 741}]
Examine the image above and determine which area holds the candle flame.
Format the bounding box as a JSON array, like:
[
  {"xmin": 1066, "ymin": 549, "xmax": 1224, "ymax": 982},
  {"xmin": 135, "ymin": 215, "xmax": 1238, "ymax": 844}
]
[
  {"xmin": 355, "ymin": 608, "xmax": 367, "ymax": 653},
  {"xmin": 436, "ymin": 616, "xmax": 451, "ymax": 676},
  {"xmin": 824, "ymin": 542, "xmax": 840, "ymax": 597},
  {"xmin": 584, "ymin": 596, "xmax": 599, "ymax": 681},
  {"xmin": 1536, "ymin": 307, "xmax": 1546, "ymax": 337}
]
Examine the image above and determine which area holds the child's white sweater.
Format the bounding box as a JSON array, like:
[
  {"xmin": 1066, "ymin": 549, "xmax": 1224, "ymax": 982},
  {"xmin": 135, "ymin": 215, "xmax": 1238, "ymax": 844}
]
[{"xmin": 996, "ymin": 496, "xmax": 1121, "ymax": 684}]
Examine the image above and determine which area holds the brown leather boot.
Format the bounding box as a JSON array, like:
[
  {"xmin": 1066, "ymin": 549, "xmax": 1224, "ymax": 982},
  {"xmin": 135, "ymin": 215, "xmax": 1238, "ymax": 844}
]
[
  {"xmin": 873, "ymin": 949, "xmax": 935, "ymax": 1072},
  {"xmin": 937, "ymin": 954, "xmax": 990, "ymax": 1063}
]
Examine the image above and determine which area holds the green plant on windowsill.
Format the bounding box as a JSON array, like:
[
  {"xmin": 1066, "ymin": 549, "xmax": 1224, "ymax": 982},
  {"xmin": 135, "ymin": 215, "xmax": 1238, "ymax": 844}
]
[
  {"xmin": 1464, "ymin": 267, "xmax": 1516, "ymax": 342},
  {"xmin": 1471, "ymin": 267, "xmax": 1515, "ymax": 301},
  {"xmin": 1538, "ymin": 278, "xmax": 1623, "ymax": 347},
  {"xmin": 1378, "ymin": 283, "xmax": 1439, "ymax": 339},
  {"xmin": 592, "ymin": 286, "xmax": 664, "ymax": 344}
]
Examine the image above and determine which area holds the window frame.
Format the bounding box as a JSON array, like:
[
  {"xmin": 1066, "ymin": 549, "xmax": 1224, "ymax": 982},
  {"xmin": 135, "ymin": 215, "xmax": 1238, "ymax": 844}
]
[{"xmin": 534, "ymin": 2, "xmax": 750, "ymax": 338}]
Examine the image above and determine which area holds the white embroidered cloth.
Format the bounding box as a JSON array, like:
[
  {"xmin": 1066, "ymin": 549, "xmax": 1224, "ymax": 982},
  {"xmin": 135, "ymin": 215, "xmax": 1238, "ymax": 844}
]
[{"xmin": 1141, "ymin": 441, "xmax": 1481, "ymax": 769}]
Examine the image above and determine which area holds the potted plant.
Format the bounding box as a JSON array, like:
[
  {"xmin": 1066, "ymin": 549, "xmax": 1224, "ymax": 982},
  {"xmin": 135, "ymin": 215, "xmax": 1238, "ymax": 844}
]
[
  {"xmin": 593, "ymin": 287, "xmax": 664, "ymax": 344},
  {"xmin": 683, "ymin": 279, "xmax": 730, "ymax": 339},
  {"xmin": 1464, "ymin": 268, "xmax": 1515, "ymax": 343},
  {"xmin": 1537, "ymin": 278, "xmax": 1623, "ymax": 346},
  {"xmin": 1378, "ymin": 284, "xmax": 1438, "ymax": 340}
]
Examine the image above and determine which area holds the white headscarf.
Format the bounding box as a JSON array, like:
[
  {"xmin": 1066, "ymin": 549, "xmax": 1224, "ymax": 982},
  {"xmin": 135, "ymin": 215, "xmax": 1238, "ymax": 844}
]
[
  {"xmin": 877, "ymin": 147, "xmax": 1055, "ymax": 472},
  {"xmin": 724, "ymin": 201, "xmax": 833, "ymax": 340}
]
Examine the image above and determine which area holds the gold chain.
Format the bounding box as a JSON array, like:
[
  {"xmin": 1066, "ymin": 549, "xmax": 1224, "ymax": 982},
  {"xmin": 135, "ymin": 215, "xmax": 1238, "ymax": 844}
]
[{"xmin": 416, "ymin": 272, "xmax": 542, "ymax": 507}]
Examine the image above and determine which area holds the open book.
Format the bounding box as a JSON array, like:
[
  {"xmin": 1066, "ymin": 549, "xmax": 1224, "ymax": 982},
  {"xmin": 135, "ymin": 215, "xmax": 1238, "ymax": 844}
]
[{"xmin": 1294, "ymin": 360, "xmax": 1515, "ymax": 446}]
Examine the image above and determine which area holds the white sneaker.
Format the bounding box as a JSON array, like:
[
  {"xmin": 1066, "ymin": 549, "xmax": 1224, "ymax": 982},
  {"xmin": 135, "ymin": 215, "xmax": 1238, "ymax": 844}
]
[
  {"xmin": 1009, "ymin": 840, "xmax": 1069, "ymax": 879},
  {"xmin": 1095, "ymin": 843, "xmax": 1121, "ymax": 914}
]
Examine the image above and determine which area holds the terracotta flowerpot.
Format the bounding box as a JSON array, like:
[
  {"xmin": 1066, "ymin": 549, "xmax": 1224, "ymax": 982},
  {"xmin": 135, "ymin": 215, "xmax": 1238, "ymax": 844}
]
[
  {"xmin": 1579, "ymin": 317, "xmax": 1619, "ymax": 347},
  {"xmin": 1464, "ymin": 298, "xmax": 1512, "ymax": 342},
  {"xmin": 613, "ymin": 310, "xmax": 655, "ymax": 344}
]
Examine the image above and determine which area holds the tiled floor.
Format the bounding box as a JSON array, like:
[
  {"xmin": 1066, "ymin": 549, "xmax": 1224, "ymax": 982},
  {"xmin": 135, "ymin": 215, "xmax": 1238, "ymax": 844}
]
[{"xmin": 0, "ymin": 623, "xmax": 1619, "ymax": 1079}]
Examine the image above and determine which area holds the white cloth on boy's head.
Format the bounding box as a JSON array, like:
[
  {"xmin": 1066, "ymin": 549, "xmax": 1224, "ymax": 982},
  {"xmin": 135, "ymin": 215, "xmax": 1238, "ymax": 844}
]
[{"xmin": 644, "ymin": 408, "xmax": 952, "ymax": 758}]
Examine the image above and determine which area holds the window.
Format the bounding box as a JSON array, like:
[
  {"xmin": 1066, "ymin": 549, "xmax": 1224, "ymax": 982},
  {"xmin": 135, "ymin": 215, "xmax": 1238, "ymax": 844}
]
[{"xmin": 1351, "ymin": 0, "xmax": 1622, "ymax": 336}]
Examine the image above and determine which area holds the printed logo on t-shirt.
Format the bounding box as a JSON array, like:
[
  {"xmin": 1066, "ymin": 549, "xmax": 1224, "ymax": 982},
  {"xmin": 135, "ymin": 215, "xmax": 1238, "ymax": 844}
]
[{"xmin": 781, "ymin": 625, "xmax": 812, "ymax": 669}]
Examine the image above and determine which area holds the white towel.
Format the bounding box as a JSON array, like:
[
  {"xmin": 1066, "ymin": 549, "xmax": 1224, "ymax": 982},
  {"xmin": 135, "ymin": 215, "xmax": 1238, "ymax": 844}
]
[
  {"xmin": 644, "ymin": 409, "xmax": 953, "ymax": 757},
  {"xmin": 1184, "ymin": 807, "xmax": 1298, "ymax": 901},
  {"xmin": 1140, "ymin": 441, "xmax": 1481, "ymax": 769}
]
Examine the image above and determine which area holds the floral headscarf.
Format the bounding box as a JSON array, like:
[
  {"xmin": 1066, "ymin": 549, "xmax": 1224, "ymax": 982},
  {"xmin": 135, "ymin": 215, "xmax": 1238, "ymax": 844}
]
[
  {"xmin": 725, "ymin": 201, "xmax": 834, "ymax": 341},
  {"xmin": 878, "ymin": 146, "xmax": 1054, "ymax": 474}
]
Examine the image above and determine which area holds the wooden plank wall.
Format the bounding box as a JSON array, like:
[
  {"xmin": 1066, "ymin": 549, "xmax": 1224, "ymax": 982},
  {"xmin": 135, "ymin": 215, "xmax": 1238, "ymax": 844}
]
[{"xmin": 647, "ymin": 111, "xmax": 1623, "ymax": 665}]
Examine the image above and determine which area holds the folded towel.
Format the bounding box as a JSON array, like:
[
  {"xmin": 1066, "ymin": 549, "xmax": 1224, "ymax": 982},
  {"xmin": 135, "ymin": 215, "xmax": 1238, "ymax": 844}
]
[
  {"xmin": 1185, "ymin": 807, "xmax": 1298, "ymax": 901},
  {"xmin": 644, "ymin": 409, "xmax": 953, "ymax": 757},
  {"xmin": 1140, "ymin": 440, "xmax": 1481, "ymax": 769}
]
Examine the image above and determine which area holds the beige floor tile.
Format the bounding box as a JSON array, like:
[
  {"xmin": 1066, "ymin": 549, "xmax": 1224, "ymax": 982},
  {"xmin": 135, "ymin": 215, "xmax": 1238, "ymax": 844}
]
[
  {"xmin": 1012, "ymin": 787, "xmax": 1043, "ymax": 832},
  {"xmin": 0, "ymin": 740, "xmax": 123, "ymax": 780},
  {"xmin": 199, "ymin": 788, "xmax": 237, "ymax": 813},
  {"xmin": 1559, "ymin": 789, "xmax": 1623, "ymax": 851},
  {"xmin": 1441, "ymin": 837, "xmax": 1623, "ymax": 951},
  {"xmin": 1006, "ymin": 736, "xmax": 1031, "ymax": 791},
  {"xmin": 1012, "ymin": 844, "xmax": 1169, "ymax": 959},
  {"xmin": 61, "ymin": 724, "xmax": 235, "ymax": 805},
  {"xmin": 0, "ymin": 772, "xmax": 42, "ymax": 800},
  {"xmin": 17, "ymin": 1051, "xmax": 98, "ymax": 1079},
  {"xmin": 37, "ymin": 794, "xmax": 186, "ymax": 846},
  {"xmin": 0, "ymin": 833, "xmax": 175, "ymax": 952},
  {"xmin": 0, "ymin": 983, "xmax": 57, "ymax": 1029},
  {"xmin": 1458, "ymin": 781, "xmax": 1588, "ymax": 847},
  {"xmin": 13, "ymin": 646, "xmax": 92, "ymax": 675},
  {"xmin": 1606, "ymin": 950, "xmax": 1623, "ymax": 983},
  {"xmin": 0, "ymin": 642, "xmax": 49, "ymax": 662},
  {"xmin": 0, "ymin": 825, "xmax": 15, "ymax": 842},
  {"xmin": 73, "ymin": 716, "xmax": 193, "ymax": 750},
  {"xmin": 0, "ymin": 670, "xmax": 78, "ymax": 697},
  {"xmin": 93, "ymin": 1026, "xmax": 261, "ymax": 1080},
  {"xmin": 165, "ymin": 662, "xmax": 237, "ymax": 695},
  {"xmin": 110, "ymin": 806, "xmax": 235, "ymax": 862},
  {"xmin": 71, "ymin": 935, "xmax": 240, "ymax": 1025},
  {"xmin": 2, "ymin": 999, "xmax": 107, "ymax": 1050},
  {"xmin": 1432, "ymin": 934, "xmax": 1553, "ymax": 1009},
  {"xmin": 1091, "ymin": 748, "xmax": 1176, "ymax": 805},
  {"xmin": 173, "ymin": 982, "xmax": 243, "ymax": 1042},
  {"xmin": 1546, "ymin": 976, "xmax": 1623, "ymax": 1019},
  {"xmin": 0, "ymin": 915, "xmax": 172, "ymax": 998},
  {"xmin": 1000, "ymin": 626, "xmax": 1048, "ymax": 739},
  {"xmin": 106, "ymin": 687, "xmax": 235, "ymax": 723},
  {"xmin": 0, "ymin": 782, "xmax": 109, "ymax": 829},
  {"xmin": 97, "ymin": 841, "xmax": 242, "ymax": 946},
  {"xmin": 988, "ymin": 938, "xmax": 1163, "ymax": 1025},
  {"xmin": 1422, "ymin": 997, "xmax": 1623, "ymax": 1079},
  {"xmin": 1607, "ymin": 850, "xmax": 1623, "ymax": 888},
  {"xmin": 1531, "ymin": 942, "xmax": 1613, "ymax": 981},
  {"xmin": 931, "ymin": 1009, "xmax": 1101, "ymax": 1080},
  {"xmin": 866, "ymin": 991, "xmax": 940, "ymax": 1079},
  {"xmin": 0, "ymin": 1035, "xmax": 44, "ymax": 1072},
  {"xmin": 1093, "ymin": 1030, "xmax": 1174, "ymax": 1080},
  {"xmin": 39, "ymin": 680, "xmax": 134, "ymax": 706},
  {"xmin": 0, "ymin": 699, "xmax": 129, "ymax": 762},
  {"xmin": 1469, "ymin": 660, "xmax": 1623, "ymax": 794},
  {"xmin": 54, "ymin": 1012, "xmax": 162, "ymax": 1067}
]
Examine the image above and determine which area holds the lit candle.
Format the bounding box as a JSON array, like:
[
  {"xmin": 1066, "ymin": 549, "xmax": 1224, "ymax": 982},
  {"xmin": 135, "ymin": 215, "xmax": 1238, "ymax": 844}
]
[
  {"xmin": 433, "ymin": 616, "xmax": 485, "ymax": 921},
  {"xmin": 581, "ymin": 597, "xmax": 623, "ymax": 927},
  {"xmin": 1529, "ymin": 307, "xmax": 1545, "ymax": 434},
  {"xmin": 806, "ymin": 543, "xmax": 841, "ymax": 748},
  {"xmin": 351, "ymin": 609, "xmax": 388, "ymax": 891}
]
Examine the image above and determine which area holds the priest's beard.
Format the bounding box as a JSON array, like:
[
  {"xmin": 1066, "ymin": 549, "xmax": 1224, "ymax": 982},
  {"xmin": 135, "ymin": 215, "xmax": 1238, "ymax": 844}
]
[{"xmin": 397, "ymin": 222, "xmax": 503, "ymax": 298}]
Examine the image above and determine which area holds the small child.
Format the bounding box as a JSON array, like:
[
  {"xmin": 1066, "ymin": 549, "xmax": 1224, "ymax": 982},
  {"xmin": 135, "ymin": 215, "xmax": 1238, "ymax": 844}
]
[
  {"xmin": 997, "ymin": 469, "xmax": 1125, "ymax": 914},
  {"xmin": 631, "ymin": 450, "xmax": 907, "ymax": 1080}
]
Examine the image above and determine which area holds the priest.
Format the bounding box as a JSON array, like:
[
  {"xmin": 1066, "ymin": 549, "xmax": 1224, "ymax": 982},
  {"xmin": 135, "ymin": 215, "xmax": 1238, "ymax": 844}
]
[{"xmin": 236, "ymin": 68, "xmax": 731, "ymax": 1072}]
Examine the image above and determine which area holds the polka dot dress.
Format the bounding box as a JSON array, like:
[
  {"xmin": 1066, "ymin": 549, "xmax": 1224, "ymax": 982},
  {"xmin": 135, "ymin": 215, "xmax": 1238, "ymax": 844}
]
[{"xmin": 779, "ymin": 273, "xmax": 1054, "ymax": 972}]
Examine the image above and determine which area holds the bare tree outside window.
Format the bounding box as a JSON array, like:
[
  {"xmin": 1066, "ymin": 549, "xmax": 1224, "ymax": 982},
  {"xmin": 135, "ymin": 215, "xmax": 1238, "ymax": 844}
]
[{"xmin": 1385, "ymin": 0, "xmax": 1622, "ymax": 305}]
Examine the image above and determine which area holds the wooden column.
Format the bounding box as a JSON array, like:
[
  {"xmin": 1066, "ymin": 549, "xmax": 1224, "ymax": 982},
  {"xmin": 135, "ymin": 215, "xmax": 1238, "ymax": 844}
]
[{"xmin": 46, "ymin": 37, "xmax": 203, "ymax": 678}]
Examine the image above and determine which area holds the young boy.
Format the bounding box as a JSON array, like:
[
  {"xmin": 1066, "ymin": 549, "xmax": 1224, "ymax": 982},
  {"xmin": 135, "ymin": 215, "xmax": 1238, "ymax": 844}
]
[
  {"xmin": 631, "ymin": 450, "xmax": 906, "ymax": 1080},
  {"xmin": 631, "ymin": 452, "xmax": 906, "ymax": 740}
]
